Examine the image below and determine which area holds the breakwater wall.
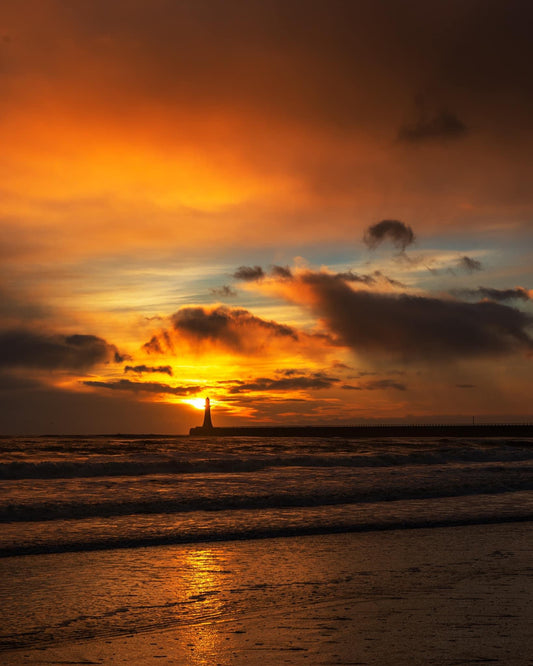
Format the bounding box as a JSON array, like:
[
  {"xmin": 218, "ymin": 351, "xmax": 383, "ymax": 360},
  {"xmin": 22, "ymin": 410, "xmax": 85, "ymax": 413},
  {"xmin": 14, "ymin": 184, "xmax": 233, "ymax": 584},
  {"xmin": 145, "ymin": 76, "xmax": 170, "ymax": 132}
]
[{"xmin": 189, "ymin": 424, "xmax": 533, "ymax": 438}]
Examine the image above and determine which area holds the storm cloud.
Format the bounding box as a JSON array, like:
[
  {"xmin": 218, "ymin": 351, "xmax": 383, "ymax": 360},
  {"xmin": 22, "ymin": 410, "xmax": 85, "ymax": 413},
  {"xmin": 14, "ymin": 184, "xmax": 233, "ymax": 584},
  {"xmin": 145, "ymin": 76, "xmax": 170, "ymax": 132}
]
[
  {"xmin": 290, "ymin": 272, "xmax": 533, "ymax": 361},
  {"xmin": 363, "ymin": 220, "xmax": 415, "ymax": 252},
  {"xmin": 0, "ymin": 330, "xmax": 122, "ymax": 370}
]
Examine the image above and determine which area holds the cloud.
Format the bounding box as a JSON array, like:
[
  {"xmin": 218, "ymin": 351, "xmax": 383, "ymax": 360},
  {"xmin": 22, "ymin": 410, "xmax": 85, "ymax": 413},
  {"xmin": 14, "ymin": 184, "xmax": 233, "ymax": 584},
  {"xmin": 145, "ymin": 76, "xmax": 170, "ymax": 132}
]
[
  {"xmin": 237, "ymin": 264, "xmax": 403, "ymax": 288},
  {"xmin": 456, "ymin": 384, "xmax": 476, "ymax": 389},
  {"xmin": 335, "ymin": 270, "xmax": 376, "ymax": 285},
  {"xmin": 455, "ymin": 287, "xmax": 530, "ymax": 302},
  {"xmin": 336, "ymin": 269, "xmax": 405, "ymax": 288},
  {"xmin": 172, "ymin": 306, "xmax": 296, "ymax": 344},
  {"xmin": 142, "ymin": 331, "xmax": 175, "ymax": 355},
  {"xmin": 363, "ymin": 379, "xmax": 407, "ymax": 391},
  {"xmin": 228, "ymin": 371, "xmax": 339, "ymax": 394},
  {"xmin": 142, "ymin": 305, "xmax": 317, "ymax": 358},
  {"xmin": 210, "ymin": 285, "xmax": 237, "ymax": 297},
  {"xmin": 342, "ymin": 379, "xmax": 407, "ymax": 391},
  {"xmin": 233, "ymin": 266, "xmax": 265, "ymax": 281},
  {"xmin": 143, "ymin": 335, "xmax": 164, "ymax": 355},
  {"xmin": 270, "ymin": 265, "xmax": 293, "ymax": 279},
  {"xmin": 458, "ymin": 256, "xmax": 483, "ymax": 273},
  {"xmin": 399, "ymin": 109, "xmax": 468, "ymax": 143},
  {"xmin": 124, "ymin": 364, "xmax": 173, "ymax": 376},
  {"xmin": 0, "ymin": 329, "xmax": 122, "ymax": 370},
  {"xmin": 274, "ymin": 271, "xmax": 533, "ymax": 361},
  {"xmin": 3, "ymin": 0, "xmax": 533, "ymax": 269},
  {"xmin": 363, "ymin": 220, "xmax": 415, "ymax": 251},
  {"xmin": 371, "ymin": 271, "xmax": 406, "ymax": 288},
  {"xmin": 83, "ymin": 379, "xmax": 201, "ymax": 396}
]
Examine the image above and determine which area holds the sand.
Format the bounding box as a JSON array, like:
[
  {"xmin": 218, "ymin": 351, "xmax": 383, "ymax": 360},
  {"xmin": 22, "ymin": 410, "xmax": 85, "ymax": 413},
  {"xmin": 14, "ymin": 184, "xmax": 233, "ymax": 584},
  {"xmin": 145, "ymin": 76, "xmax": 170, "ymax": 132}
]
[{"xmin": 2, "ymin": 522, "xmax": 533, "ymax": 665}]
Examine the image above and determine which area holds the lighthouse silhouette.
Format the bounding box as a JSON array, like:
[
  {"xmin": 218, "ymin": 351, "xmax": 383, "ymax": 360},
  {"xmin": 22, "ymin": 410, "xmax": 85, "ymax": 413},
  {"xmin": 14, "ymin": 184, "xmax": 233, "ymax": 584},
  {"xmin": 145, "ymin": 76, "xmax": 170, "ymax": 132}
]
[{"xmin": 202, "ymin": 397, "xmax": 213, "ymax": 429}]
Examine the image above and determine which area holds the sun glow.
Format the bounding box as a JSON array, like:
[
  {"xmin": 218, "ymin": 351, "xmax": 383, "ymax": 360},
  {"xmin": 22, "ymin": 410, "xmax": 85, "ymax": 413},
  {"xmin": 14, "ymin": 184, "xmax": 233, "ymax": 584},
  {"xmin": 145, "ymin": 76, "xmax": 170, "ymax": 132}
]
[{"xmin": 183, "ymin": 397, "xmax": 208, "ymax": 410}]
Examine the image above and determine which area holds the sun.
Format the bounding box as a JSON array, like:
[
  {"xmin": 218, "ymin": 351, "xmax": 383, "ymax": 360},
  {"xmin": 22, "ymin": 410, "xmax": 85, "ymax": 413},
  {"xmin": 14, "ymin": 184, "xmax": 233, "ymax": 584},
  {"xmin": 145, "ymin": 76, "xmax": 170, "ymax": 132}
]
[{"xmin": 183, "ymin": 397, "xmax": 207, "ymax": 410}]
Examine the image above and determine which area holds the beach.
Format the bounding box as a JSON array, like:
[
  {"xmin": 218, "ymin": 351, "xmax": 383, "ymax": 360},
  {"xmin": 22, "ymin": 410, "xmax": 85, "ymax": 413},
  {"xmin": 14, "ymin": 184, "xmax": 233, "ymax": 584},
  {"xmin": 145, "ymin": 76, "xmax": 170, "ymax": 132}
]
[
  {"xmin": 2, "ymin": 522, "xmax": 533, "ymax": 665},
  {"xmin": 2, "ymin": 434, "xmax": 533, "ymax": 663}
]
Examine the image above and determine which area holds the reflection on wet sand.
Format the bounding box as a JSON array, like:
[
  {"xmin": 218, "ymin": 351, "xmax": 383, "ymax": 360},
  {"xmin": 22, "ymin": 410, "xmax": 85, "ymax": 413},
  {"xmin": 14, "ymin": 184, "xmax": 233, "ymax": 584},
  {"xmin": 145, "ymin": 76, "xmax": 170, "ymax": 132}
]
[{"xmin": 174, "ymin": 548, "xmax": 231, "ymax": 664}]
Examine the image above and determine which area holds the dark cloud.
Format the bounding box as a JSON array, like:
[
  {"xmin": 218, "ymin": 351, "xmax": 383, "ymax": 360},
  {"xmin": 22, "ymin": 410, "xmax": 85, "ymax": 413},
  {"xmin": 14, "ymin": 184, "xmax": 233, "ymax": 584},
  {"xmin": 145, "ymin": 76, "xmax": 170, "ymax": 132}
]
[
  {"xmin": 372, "ymin": 271, "xmax": 406, "ymax": 288},
  {"xmin": 142, "ymin": 335, "xmax": 164, "ymax": 355},
  {"xmin": 4, "ymin": 0, "xmax": 533, "ymax": 251},
  {"xmin": 293, "ymin": 272, "xmax": 533, "ymax": 361},
  {"xmin": 228, "ymin": 372, "xmax": 339, "ymax": 394},
  {"xmin": 455, "ymin": 287, "xmax": 530, "ymax": 302},
  {"xmin": 124, "ymin": 364, "xmax": 173, "ymax": 376},
  {"xmin": 210, "ymin": 285, "xmax": 237, "ymax": 297},
  {"xmin": 363, "ymin": 220, "xmax": 415, "ymax": 251},
  {"xmin": 399, "ymin": 109, "xmax": 468, "ymax": 143},
  {"xmin": 9, "ymin": 0, "xmax": 533, "ymax": 132},
  {"xmin": 458, "ymin": 256, "xmax": 483, "ymax": 273},
  {"xmin": 233, "ymin": 265, "xmax": 265, "ymax": 281},
  {"xmin": 271, "ymin": 265, "xmax": 293, "ymax": 279},
  {"xmin": 83, "ymin": 379, "xmax": 201, "ymax": 396},
  {"xmin": 363, "ymin": 379, "xmax": 407, "ymax": 391},
  {"xmin": 171, "ymin": 306, "xmax": 296, "ymax": 345},
  {"xmin": 342, "ymin": 379, "xmax": 407, "ymax": 391},
  {"xmin": 140, "ymin": 306, "xmax": 306, "ymax": 356},
  {"xmin": 456, "ymin": 383, "xmax": 476, "ymax": 389},
  {"xmin": 334, "ymin": 269, "xmax": 405, "ymax": 288},
  {"xmin": 0, "ymin": 329, "xmax": 122, "ymax": 370},
  {"xmin": 143, "ymin": 331, "xmax": 174, "ymax": 355},
  {"xmin": 331, "ymin": 361, "xmax": 353, "ymax": 371},
  {"xmin": 335, "ymin": 270, "xmax": 376, "ymax": 284}
]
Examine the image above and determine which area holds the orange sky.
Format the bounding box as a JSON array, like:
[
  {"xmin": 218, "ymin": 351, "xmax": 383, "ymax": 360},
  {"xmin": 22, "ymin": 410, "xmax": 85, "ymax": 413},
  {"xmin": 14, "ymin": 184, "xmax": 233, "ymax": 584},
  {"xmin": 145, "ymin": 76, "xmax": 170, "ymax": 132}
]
[{"xmin": 1, "ymin": 0, "xmax": 533, "ymax": 433}]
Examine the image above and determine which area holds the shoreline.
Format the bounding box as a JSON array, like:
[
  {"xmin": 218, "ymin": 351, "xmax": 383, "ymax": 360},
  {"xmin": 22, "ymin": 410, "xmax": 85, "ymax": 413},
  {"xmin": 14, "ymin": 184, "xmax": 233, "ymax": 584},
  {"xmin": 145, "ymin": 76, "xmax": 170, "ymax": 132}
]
[{"xmin": 2, "ymin": 522, "xmax": 533, "ymax": 664}]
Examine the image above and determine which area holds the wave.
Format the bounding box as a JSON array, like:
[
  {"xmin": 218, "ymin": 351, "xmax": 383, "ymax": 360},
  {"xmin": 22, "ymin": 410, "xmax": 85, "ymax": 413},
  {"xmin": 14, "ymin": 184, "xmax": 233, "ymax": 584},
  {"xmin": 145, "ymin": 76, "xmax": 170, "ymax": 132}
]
[
  {"xmin": 2, "ymin": 444, "xmax": 533, "ymax": 480},
  {"xmin": 3, "ymin": 467, "xmax": 533, "ymax": 522},
  {"xmin": 2, "ymin": 512, "xmax": 532, "ymax": 559}
]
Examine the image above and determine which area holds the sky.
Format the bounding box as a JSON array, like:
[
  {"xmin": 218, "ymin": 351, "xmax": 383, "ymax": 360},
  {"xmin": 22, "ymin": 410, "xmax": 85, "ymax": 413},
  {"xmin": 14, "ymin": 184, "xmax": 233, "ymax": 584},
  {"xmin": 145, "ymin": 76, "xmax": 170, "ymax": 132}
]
[{"xmin": 1, "ymin": 0, "xmax": 533, "ymax": 434}]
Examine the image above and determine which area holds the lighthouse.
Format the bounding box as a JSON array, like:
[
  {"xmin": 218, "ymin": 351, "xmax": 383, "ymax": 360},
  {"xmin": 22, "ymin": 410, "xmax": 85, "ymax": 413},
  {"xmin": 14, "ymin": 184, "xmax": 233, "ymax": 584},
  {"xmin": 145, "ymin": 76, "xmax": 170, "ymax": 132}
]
[{"xmin": 202, "ymin": 397, "xmax": 213, "ymax": 429}]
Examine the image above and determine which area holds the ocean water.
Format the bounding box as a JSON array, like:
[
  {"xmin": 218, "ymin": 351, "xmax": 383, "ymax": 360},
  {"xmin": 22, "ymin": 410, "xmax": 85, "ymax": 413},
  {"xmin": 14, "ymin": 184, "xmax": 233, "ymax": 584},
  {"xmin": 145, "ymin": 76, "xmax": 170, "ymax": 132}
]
[
  {"xmin": 2, "ymin": 434, "xmax": 533, "ymax": 557},
  {"xmin": 2, "ymin": 434, "xmax": 533, "ymax": 655}
]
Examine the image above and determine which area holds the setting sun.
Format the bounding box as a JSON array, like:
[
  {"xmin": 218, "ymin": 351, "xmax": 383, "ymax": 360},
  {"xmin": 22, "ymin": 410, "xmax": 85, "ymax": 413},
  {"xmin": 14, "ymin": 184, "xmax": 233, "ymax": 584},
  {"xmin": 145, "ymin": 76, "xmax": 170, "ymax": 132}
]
[{"xmin": 183, "ymin": 398, "xmax": 209, "ymax": 411}]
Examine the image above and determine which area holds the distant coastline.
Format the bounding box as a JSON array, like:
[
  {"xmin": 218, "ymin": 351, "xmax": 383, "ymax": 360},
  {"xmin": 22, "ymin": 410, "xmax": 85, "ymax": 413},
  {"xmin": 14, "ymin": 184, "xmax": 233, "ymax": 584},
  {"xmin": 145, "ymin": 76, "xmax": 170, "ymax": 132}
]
[{"xmin": 189, "ymin": 423, "xmax": 533, "ymax": 438}]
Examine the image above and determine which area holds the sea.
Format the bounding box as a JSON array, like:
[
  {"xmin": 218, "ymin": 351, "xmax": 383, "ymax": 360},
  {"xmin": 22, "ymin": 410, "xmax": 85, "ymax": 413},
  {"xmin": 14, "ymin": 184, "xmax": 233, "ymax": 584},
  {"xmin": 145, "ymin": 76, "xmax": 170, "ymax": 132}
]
[{"xmin": 2, "ymin": 434, "xmax": 533, "ymax": 654}]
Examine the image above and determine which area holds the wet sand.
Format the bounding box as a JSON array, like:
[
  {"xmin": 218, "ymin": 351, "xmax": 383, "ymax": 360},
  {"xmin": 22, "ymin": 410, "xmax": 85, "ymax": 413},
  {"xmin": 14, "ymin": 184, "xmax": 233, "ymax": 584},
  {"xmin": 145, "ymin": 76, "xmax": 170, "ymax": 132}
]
[{"xmin": 2, "ymin": 522, "xmax": 533, "ymax": 665}]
